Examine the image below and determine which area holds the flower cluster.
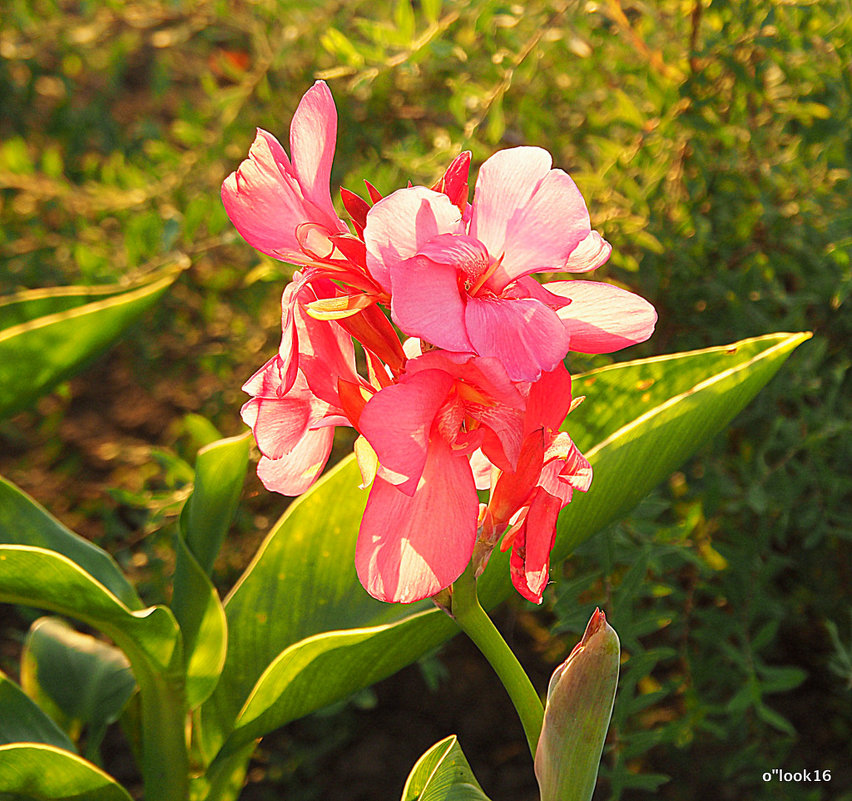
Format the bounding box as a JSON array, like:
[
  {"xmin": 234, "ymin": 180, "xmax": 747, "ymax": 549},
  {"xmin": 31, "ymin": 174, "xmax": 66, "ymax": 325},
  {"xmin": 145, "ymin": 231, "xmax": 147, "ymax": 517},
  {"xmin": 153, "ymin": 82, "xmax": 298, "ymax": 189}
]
[{"xmin": 224, "ymin": 81, "xmax": 656, "ymax": 604}]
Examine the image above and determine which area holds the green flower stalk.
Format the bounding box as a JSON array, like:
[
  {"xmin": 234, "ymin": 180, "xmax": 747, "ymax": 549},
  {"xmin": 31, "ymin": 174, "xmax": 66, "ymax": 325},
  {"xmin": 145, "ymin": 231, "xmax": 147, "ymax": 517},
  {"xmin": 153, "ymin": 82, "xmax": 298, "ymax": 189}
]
[{"xmin": 534, "ymin": 608, "xmax": 620, "ymax": 801}]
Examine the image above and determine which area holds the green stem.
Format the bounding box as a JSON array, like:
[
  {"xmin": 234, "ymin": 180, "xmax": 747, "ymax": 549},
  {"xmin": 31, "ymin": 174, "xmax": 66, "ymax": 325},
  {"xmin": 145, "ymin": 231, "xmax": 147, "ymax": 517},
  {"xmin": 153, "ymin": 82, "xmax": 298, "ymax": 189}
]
[{"xmin": 451, "ymin": 564, "xmax": 544, "ymax": 758}]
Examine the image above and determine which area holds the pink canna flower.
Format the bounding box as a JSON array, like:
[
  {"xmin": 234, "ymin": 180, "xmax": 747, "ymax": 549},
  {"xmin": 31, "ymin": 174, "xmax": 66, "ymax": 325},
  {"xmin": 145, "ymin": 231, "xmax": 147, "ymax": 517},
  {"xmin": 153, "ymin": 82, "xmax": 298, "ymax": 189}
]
[
  {"xmin": 241, "ymin": 282, "xmax": 370, "ymax": 496},
  {"xmin": 502, "ymin": 432, "xmax": 592, "ymax": 603},
  {"xmin": 474, "ymin": 364, "xmax": 593, "ymax": 603},
  {"xmin": 222, "ymin": 81, "xmax": 349, "ymax": 265},
  {"xmin": 364, "ymin": 146, "xmax": 657, "ymax": 382},
  {"xmin": 240, "ymin": 358, "xmax": 340, "ymax": 496},
  {"xmin": 354, "ymin": 351, "xmax": 526, "ymax": 603}
]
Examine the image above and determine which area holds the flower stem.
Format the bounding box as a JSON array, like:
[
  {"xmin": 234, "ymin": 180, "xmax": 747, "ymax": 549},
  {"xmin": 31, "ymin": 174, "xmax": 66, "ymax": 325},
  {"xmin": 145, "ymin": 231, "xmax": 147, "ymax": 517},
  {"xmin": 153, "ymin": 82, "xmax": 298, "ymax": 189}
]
[{"xmin": 451, "ymin": 564, "xmax": 544, "ymax": 758}]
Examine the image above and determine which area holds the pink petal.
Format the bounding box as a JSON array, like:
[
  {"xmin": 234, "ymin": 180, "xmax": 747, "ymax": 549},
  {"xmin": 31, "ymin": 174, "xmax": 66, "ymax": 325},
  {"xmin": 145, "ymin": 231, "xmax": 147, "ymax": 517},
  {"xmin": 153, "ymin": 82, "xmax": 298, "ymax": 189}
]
[
  {"xmin": 417, "ymin": 233, "xmax": 491, "ymax": 281},
  {"xmin": 276, "ymin": 272, "xmax": 313, "ymax": 395},
  {"xmin": 355, "ymin": 438, "xmax": 478, "ymax": 603},
  {"xmin": 545, "ymin": 432, "xmax": 593, "ymax": 494},
  {"xmin": 543, "ymin": 280, "xmax": 658, "ymax": 353},
  {"xmin": 294, "ymin": 284, "xmax": 361, "ymax": 405},
  {"xmin": 389, "ymin": 255, "xmax": 472, "ymax": 352},
  {"xmin": 488, "ymin": 430, "xmax": 546, "ymax": 525},
  {"xmin": 563, "ymin": 230, "xmax": 612, "ymax": 272},
  {"xmin": 469, "ymin": 147, "xmax": 553, "ymax": 260},
  {"xmin": 242, "ymin": 354, "xmax": 284, "ymax": 398},
  {"xmin": 476, "ymin": 403, "xmax": 526, "ymax": 471},
  {"xmin": 492, "ymin": 169, "xmax": 591, "ymax": 290},
  {"xmin": 241, "ymin": 395, "xmax": 310, "ymax": 459},
  {"xmin": 255, "ymin": 424, "xmax": 335, "ymax": 496},
  {"xmin": 509, "ymin": 489, "xmax": 562, "ymax": 603},
  {"xmin": 221, "ymin": 129, "xmax": 308, "ymax": 261},
  {"xmin": 465, "ymin": 295, "xmax": 570, "ymax": 382},
  {"xmin": 364, "ymin": 187, "xmax": 464, "ymax": 291},
  {"xmin": 505, "ymin": 276, "xmax": 572, "ymax": 312},
  {"xmin": 404, "ymin": 351, "xmax": 524, "ymax": 410},
  {"xmin": 359, "ymin": 369, "xmax": 455, "ymax": 493},
  {"xmin": 525, "ymin": 363, "xmax": 573, "ymax": 435},
  {"xmin": 470, "ymin": 448, "xmax": 495, "ymax": 491},
  {"xmin": 289, "ymin": 81, "xmax": 341, "ymax": 231}
]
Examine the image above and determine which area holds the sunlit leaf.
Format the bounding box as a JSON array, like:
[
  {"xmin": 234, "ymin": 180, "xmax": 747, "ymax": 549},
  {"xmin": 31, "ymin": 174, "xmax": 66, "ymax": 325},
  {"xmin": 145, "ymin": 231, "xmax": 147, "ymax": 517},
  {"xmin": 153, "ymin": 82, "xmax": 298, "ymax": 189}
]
[
  {"xmin": 21, "ymin": 617, "xmax": 136, "ymax": 741},
  {"xmin": 0, "ymin": 545, "xmax": 188, "ymax": 801},
  {"xmin": 201, "ymin": 332, "xmax": 809, "ymax": 768},
  {"xmin": 401, "ymin": 735, "xmax": 491, "ymax": 801},
  {"xmin": 180, "ymin": 432, "xmax": 251, "ymax": 575},
  {"xmin": 0, "ymin": 477, "xmax": 141, "ymax": 609},
  {"xmin": 172, "ymin": 536, "xmax": 227, "ymax": 710},
  {"xmin": 0, "ymin": 670, "xmax": 75, "ymax": 751},
  {"xmin": 172, "ymin": 433, "xmax": 248, "ymax": 709},
  {"xmin": 0, "ymin": 265, "xmax": 180, "ymax": 419},
  {"xmin": 0, "ymin": 743, "xmax": 133, "ymax": 801}
]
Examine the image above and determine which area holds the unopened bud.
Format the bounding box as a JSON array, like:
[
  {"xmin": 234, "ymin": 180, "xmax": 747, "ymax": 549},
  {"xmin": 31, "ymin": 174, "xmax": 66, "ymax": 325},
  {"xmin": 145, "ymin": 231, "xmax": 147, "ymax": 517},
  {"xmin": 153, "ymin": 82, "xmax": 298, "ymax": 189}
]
[{"xmin": 534, "ymin": 608, "xmax": 620, "ymax": 801}]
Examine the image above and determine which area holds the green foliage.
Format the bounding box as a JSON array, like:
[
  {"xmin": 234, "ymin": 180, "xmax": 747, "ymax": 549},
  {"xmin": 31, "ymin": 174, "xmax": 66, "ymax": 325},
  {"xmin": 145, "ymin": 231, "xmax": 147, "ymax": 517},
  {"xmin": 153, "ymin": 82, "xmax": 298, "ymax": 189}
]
[
  {"xmin": 0, "ymin": 545, "xmax": 188, "ymax": 800},
  {"xmin": 0, "ymin": 670, "xmax": 75, "ymax": 751},
  {"xmin": 0, "ymin": 743, "xmax": 134, "ymax": 801},
  {"xmin": 0, "ymin": 334, "xmax": 805, "ymax": 799},
  {"xmin": 400, "ymin": 735, "xmax": 491, "ymax": 801},
  {"xmin": 0, "ymin": 267, "xmax": 180, "ymax": 420},
  {"xmin": 0, "ymin": 477, "xmax": 140, "ymax": 608},
  {"xmin": 197, "ymin": 332, "xmax": 803, "ymax": 788},
  {"xmin": 21, "ymin": 617, "xmax": 136, "ymax": 758},
  {"xmin": 180, "ymin": 432, "xmax": 251, "ymax": 576}
]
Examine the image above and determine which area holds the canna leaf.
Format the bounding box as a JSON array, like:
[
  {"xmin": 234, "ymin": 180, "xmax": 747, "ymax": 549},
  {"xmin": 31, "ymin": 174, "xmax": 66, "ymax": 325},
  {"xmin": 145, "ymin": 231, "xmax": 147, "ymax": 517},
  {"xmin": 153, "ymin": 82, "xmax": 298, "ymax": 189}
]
[
  {"xmin": 0, "ymin": 266, "xmax": 180, "ymax": 419},
  {"xmin": 200, "ymin": 332, "xmax": 809, "ymax": 772}
]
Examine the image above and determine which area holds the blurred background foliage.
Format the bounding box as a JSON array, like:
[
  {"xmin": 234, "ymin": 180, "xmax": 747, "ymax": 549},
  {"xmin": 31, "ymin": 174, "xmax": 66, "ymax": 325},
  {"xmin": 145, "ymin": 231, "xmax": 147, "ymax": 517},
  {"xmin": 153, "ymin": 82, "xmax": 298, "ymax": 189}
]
[{"xmin": 1, "ymin": 0, "xmax": 850, "ymax": 799}]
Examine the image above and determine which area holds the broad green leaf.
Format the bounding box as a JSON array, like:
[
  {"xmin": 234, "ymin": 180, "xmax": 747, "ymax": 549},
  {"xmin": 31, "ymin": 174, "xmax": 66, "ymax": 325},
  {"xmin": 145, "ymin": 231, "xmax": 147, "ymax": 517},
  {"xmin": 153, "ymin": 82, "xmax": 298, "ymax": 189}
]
[
  {"xmin": 0, "ymin": 743, "xmax": 133, "ymax": 801},
  {"xmin": 554, "ymin": 332, "xmax": 813, "ymax": 558},
  {"xmin": 0, "ymin": 670, "xmax": 75, "ymax": 751},
  {"xmin": 180, "ymin": 432, "xmax": 251, "ymax": 575},
  {"xmin": 209, "ymin": 610, "xmax": 455, "ymax": 762},
  {"xmin": 21, "ymin": 617, "xmax": 136, "ymax": 740},
  {"xmin": 172, "ymin": 535, "xmax": 227, "ymax": 709},
  {"xmin": 0, "ymin": 545, "xmax": 188, "ymax": 801},
  {"xmin": 0, "ymin": 477, "xmax": 141, "ymax": 609},
  {"xmin": 0, "ymin": 265, "xmax": 180, "ymax": 419},
  {"xmin": 199, "ymin": 455, "xmax": 415, "ymax": 758},
  {"xmin": 401, "ymin": 735, "xmax": 491, "ymax": 801},
  {"xmin": 172, "ymin": 433, "xmax": 247, "ymax": 709},
  {"xmin": 0, "ymin": 279, "xmax": 159, "ymax": 329},
  {"xmin": 201, "ymin": 332, "xmax": 809, "ymax": 766}
]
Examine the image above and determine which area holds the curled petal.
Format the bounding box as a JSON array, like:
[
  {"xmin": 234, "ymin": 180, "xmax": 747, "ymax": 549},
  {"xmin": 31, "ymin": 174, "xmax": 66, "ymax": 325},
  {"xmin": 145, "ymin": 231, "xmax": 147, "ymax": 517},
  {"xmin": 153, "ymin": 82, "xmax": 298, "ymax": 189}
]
[
  {"xmin": 256, "ymin": 424, "xmax": 335, "ymax": 496},
  {"xmin": 221, "ymin": 82, "xmax": 346, "ymax": 264},
  {"xmin": 509, "ymin": 489, "xmax": 562, "ymax": 604},
  {"xmin": 563, "ymin": 230, "xmax": 612, "ymax": 272},
  {"xmin": 222, "ymin": 129, "xmax": 308, "ymax": 261},
  {"xmin": 241, "ymin": 395, "xmax": 311, "ymax": 460},
  {"xmin": 289, "ymin": 80, "xmax": 340, "ymax": 228}
]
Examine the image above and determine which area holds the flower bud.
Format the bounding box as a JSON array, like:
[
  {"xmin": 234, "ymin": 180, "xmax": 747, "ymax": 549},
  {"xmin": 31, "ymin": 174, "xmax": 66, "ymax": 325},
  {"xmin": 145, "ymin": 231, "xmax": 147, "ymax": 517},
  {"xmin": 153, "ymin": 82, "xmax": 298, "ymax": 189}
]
[{"xmin": 534, "ymin": 609, "xmax": 620, "ymax": 801}]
